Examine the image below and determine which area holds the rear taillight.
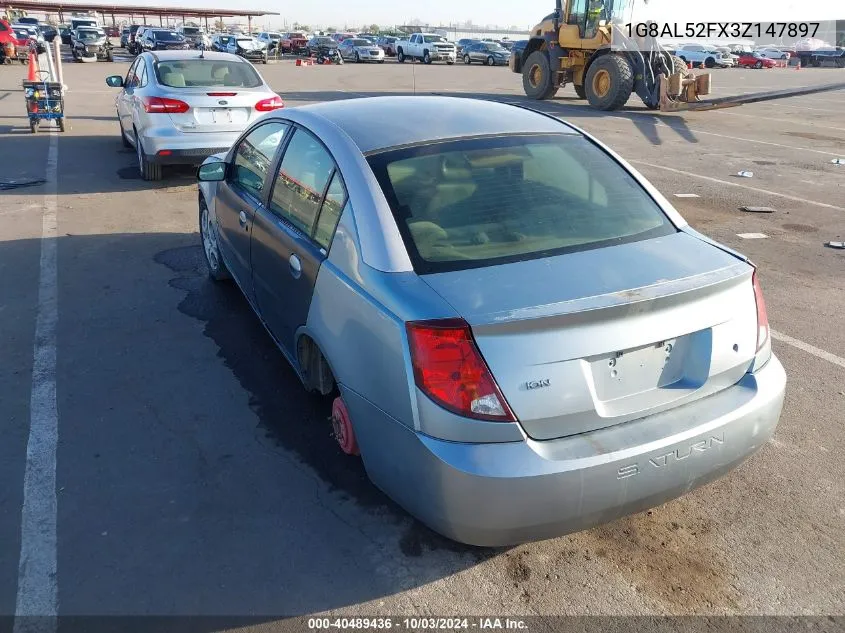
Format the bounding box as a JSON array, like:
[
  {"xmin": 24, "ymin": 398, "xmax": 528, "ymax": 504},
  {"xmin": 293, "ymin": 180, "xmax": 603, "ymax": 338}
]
[
  {"xmin": 752, "ymin": 270, "xmax": 769, "ymax": 352},
  {"xmin": 255, "ymin": 96, "xmax": 285, "ymax": 111},
  {"xmin": 406, "ymin": 319, "xmax": 515, "ymax": 422},
  {"xmin": 207, "ymin": 92, "xmax": 237, "ymax": 96},
  {"xmin": 142, "ymin": 96, "xmax": 190, "ymax": 114}
]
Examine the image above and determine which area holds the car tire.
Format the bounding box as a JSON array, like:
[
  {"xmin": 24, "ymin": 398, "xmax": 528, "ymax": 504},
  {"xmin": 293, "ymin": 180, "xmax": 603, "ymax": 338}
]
[
  {"xmin": 584, "ymin": 53, "xmax": 634, "ymax": 111},
  {"xmin": 755, "ymin": 61, "xmax": 763, "ymax": 69},
  {"xmin": 423, "ymin": 50, "xmax": 432, "ymax": 64},
  {"xmin": 522, "ymin": 50, "xmax": 558, "ymax": 100},
  {"xmin": 355, "ymin": 52, "xmax": 360, "ymax": 63},
  {"xmin": 199, "ymin": 197, "xmax": 231, "ymax": 282},
  {"xmin": 106, "ymin": 50, "xmax": 113, "ymax": 62},
  {"xmin": 135, "ymin": 131, "xmax": 162, "ymax": 181},
  {"xmin": 487, "ymin": 55, "xmax": 495, "ymax": 66},
  {"xmin": 464, "ymin": 54, "xmax": 471, "ymax": 64},
  {"xmin": 397, "ymin": 48, "xmax": 405, "ymax": 63},
  {"xmin": 57, "ymin": 118, "xmax": 65, "ymax": 132},
  {"xmin": 705, "ymin": 56, "xmax": 716, "ymax": 68}
]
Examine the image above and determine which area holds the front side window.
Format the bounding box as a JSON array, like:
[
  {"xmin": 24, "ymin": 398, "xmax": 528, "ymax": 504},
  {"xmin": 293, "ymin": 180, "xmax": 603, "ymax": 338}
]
[
  {"xmin": 367, "ymin": 134, "xmax": 675, "ymax": 273},
  {"xmin": 269, "ymin": 129, "xmax": 335, "ymax": 235},
  {"xmin": 230, "ymin": 122, "xmax": 289, "ymax": 199}
]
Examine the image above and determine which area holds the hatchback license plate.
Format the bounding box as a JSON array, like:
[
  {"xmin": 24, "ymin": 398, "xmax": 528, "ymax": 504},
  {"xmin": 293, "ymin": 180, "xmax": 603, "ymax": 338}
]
[{"xmin": 210, "ymin": 108, "xmax": 233, "ymax": 123}]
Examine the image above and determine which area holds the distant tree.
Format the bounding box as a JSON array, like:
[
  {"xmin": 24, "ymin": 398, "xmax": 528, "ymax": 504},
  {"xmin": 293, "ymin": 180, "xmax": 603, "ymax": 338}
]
[
  {"xmin": 214, "ymin": 19, "xmax": 226, "ymax": 31},
  {"xmin": 326, "ymin": 26, "xmax": 337, "ymax": 33},
  {"xmin": 367, "ymin": 24, "xmax": 380, "ymax": 34}
]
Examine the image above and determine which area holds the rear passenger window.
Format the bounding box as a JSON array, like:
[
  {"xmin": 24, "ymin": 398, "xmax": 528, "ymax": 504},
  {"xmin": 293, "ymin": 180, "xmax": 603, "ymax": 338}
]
[
  {"xmin": 269, "ymin": 129, "xmax": 334, "ymax": 235},
  {"xmin": 230, "ymin": 122, "xmax": 288, "ymax": 199},
  {"xmin": 314, "ymin": 172, "xmax": 347, "ymax": 249}
]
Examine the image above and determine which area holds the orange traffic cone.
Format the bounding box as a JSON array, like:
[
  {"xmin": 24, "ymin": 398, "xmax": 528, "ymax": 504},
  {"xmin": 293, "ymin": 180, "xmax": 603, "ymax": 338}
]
[{"xmin": 26, "ymin": 50, "xmax": 39, "ymax": 82}]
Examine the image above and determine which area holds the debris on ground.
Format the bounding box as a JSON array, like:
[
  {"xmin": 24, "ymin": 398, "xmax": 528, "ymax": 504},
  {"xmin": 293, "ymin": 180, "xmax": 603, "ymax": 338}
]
[
  {"xmin": 737, "ymin": 171, "xmax": 754, "ymax": 178},
  {"xmin": 0, "ymin": 178, "xmax": 47, "ymax": 191},
  {"xmin": 825, "ymin": 241, "xmax": 845, "ymax": 250},
  {"xmin": 741, "ymin": 206, "xmax": 776, "ymax": 213}
]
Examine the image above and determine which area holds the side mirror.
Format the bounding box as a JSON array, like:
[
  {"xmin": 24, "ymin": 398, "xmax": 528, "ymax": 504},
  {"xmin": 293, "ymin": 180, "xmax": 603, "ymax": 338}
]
[
  {"xmin": 105, "ymin": 75, "xmax": 124, "ymax": 87},
  {"xmin": 197, "ymin": 161, "xmax": 226, "ymax": 182}
]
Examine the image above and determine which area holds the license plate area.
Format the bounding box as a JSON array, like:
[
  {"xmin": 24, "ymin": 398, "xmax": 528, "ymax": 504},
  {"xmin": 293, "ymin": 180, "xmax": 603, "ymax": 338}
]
[{"xmin": 589, "ymin": 337, "xmax": 690, "ymax": 403}]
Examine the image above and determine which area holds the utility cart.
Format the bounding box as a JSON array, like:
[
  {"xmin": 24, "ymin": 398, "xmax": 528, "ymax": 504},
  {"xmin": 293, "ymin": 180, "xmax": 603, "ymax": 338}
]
[{"xmin": 23, "ymin": 80, "xmax": 65, "ymax": 133}]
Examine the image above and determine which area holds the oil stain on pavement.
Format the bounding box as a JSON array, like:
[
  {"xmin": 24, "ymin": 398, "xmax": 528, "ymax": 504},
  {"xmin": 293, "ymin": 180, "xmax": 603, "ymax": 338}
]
[{"xmin": 155, "ymin": 242, "xmax": 493, "ymax": 560}]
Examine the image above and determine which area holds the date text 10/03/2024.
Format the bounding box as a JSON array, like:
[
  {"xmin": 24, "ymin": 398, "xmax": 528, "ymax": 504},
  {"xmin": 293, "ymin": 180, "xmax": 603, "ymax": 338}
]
[
  {"xmin": 625, "ymin": 22, "xmax": 820, "ymax": 39},
  {"xmin": 307, "ymin": 617, "xmax": 529, "ymax": 630}
]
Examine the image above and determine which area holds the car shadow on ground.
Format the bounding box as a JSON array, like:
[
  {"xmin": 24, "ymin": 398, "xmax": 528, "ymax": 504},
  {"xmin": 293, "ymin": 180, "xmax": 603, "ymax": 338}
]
[
  {"xmin": 278, "ymin": 89, "xmax": 699, "ymax": 147},
  {"xmin": 1, "ymin": 230, "xmax": 503, "ymax": 620}
]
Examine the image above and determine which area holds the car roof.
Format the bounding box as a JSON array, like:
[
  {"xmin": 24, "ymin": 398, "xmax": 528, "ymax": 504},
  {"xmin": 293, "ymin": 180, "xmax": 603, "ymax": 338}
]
[
  {"xmin": 293, "ymin": 96, "xmax": 578, "ymax": 154},
  {"xmin": 147, "ymin": 50, "xmax": 244, "ymax": 62}
]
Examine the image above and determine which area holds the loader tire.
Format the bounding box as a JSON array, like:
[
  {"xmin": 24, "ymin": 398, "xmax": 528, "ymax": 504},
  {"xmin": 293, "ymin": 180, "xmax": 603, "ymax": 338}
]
[
  {"xmin": 584, "ymin": 54, "xmax": 633, "ymax": 111},
  {"xmin": 522, "ymin": 51, "xmax": 557, "ymax": 100},
  {"xmin": 667, "ymin": 54, "xmax": 690, "ymax": 77}
]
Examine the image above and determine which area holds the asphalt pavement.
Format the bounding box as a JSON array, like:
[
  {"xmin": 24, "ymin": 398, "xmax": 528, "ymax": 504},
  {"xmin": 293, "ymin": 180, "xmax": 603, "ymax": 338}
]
[{"xmin": 0, "ymin": 53, "xmax": 843, "ymax": 628}]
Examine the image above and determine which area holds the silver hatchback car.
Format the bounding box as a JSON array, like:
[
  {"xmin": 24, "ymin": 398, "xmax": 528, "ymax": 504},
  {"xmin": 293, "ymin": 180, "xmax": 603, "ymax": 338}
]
[
  {"xmin": 196, "ymin": 96, "xmax": 786, "ymax": 546},
  {"xmin": 106, "ymin": 50, "xmax": 283, "ymax": 181}
]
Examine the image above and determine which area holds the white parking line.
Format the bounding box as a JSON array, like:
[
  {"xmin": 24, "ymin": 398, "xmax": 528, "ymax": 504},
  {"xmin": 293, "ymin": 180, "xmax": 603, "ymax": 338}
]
[
  {"xmin": 630, "ymin": 161, "xmax": 845, "ymax": 212},
  {"xmin": 714, "ymin": 110, "xmax": 845, "ymax": 133},
  {"xmin": 14, "ymin": 132, "xmax": 59, "ymax": 633},
  {"xmin": 737, "ymin": 233, "xmax": 768, "ymax": 239},
  {"xmin": 772, "ymin": 330, "xmax": 845, "ymax": 370}
]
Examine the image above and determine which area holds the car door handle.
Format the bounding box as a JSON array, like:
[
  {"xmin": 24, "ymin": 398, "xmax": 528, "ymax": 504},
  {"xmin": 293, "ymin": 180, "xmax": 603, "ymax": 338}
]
[
  {"xmin": 289, "ymin": 254, "xmax": 302, "ymax": 279},
  {"xmin": 238, "ymin": 210, "xmax": 248, "ymax": 229}
]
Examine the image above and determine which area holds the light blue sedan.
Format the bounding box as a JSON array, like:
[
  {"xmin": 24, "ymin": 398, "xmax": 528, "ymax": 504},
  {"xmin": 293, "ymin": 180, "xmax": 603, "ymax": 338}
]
[{"xmin": 196, "ymin": 96, "xmax": 786, "ymax": 546}]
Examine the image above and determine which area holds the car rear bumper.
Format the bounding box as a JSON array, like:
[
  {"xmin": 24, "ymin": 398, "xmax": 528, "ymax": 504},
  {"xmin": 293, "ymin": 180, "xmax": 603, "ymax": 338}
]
[
  {"xmin": 139, "ymin": 129, "xmax": 238, "ymax": 164},
  {"xmin": 344, "ymin": 354, "xmax": 786, "ymax": 547}
]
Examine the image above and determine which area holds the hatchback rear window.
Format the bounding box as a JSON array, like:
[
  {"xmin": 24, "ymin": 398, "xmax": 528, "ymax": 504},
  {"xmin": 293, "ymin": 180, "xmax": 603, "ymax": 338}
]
[
  {"xmin": 367, "ymin": 134, "xmax": 675, "ymax": 273},
  {"xmin": 154, "ymin": 59, "xmax": 263, "ymax": 88}
]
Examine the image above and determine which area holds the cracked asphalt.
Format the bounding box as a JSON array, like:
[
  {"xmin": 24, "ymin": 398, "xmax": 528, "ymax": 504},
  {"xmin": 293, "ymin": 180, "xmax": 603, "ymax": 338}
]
[{"xmin": 1, "ymin": 53, "xmax": 843, "ymax": 629}]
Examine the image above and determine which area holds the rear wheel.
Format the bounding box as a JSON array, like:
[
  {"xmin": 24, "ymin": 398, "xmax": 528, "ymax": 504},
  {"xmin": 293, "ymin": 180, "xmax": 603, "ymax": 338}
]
[
  {"xmin": 331, "ymin": 396, "xmax": 360, "ymax": 456},
  {"xmin": 397, "ymin": 48, "xmax": 405, "ymax": 63},
  {"xmin": 423, "ymin": 50, "xmax": 432, "ymax": 64},
  {"xmin": 135, "ymin": 131, "xmax": 162, "ymax": 181},
  {"xmin": 464, "ymin": 54, "xmax": 471, "ymax": 64},
  {"xmin": 355, "ymin": 52, "xmax": 360, "ymax": 63},
  {"xmin": 522, "ymin": 50, "xmax": 558, "ymax": 100},
  {"xmin": 705, "ymin": 56, "xmax": 716, "ymax": 68},
  {"xmin": 584, "ymin": 54, "xmax": 634, "ymax": 111},
  {"xmin": 754, "ymin": 60, "xmax": 762, "ymax": 69},
  {"xmin": 486, "ymin": 55, "xmax": 495, "ymax": 66}
]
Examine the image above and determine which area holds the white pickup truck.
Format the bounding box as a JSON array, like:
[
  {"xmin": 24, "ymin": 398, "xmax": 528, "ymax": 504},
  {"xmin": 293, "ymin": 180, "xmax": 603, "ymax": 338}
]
[{"xmin": 396, "ymin": 33, "xmax": 456, "ymax": 64}]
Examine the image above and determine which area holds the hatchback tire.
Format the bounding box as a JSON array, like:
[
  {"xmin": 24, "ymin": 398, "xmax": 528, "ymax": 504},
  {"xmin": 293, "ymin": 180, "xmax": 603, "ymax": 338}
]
[
  {"xmin": 135, "ymin": 131, "xmax": 162, "ymax": 181},
  {"xmin": 199, "ymin": 197, "xmax": 231, "ymax": 282}
]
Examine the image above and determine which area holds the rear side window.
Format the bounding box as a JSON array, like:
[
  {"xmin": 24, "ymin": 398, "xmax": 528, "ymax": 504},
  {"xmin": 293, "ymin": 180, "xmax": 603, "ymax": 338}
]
[
  {"xmin": 230, "ymin": 122, "xmax": 289, "ymax": 199},
  {"xmin": 367, "ymin": 134, "xmax": 675, "ymax": 273},
  {"xmin": 155, "ymin": 60, "xmax": 262, "ymax": 88},
  {"xmin": 269, "ymin": 129, "xmax": 335, "ymax": 235}
]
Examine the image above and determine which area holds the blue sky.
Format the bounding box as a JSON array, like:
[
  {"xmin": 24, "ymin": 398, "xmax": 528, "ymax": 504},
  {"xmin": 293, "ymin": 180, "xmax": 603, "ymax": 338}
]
[{"xmin": 102, "ymin": 0, "xmax": 843, "ymax": 31}]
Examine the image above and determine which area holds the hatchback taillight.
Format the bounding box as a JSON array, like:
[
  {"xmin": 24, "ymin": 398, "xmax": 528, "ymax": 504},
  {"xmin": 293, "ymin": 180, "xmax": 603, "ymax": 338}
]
[
  {"xmin": 142, "ymin": 96, "xmax": 190, "ymax": 113},
  {"xmin": 255, "ymin": 96, "xmax": 285, "ymax": 111},
  {"xmin": 752, "ymin": 271, "xmax": 770, "ymax": 352},
  {"xmin": 406, "ymin": 319, "xmax": 515, "ymax": 422}
]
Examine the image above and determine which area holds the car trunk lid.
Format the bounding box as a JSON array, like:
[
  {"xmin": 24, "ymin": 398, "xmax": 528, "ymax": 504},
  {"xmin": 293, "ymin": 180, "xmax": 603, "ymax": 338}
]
[
  {"xmin": 421, "ymin": 232, "xmax": 757, "ymax": 440},
  {"xmin": 163, "ymin": 88, "xmax": 266, "ymax": 133}
]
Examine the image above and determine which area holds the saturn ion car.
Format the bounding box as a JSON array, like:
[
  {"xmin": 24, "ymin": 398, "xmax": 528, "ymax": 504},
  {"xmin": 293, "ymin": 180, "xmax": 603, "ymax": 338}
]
[
  {"xmin": 195, "ymin": 96, "xmax": 786, "ymax": 546},
  {"xmin": 106, "ymin": 50, "xmax": 283, "ymax": 181}
]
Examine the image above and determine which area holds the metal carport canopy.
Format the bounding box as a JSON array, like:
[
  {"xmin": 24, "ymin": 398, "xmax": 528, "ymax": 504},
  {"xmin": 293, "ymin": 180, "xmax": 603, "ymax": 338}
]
[{"xmin": 0, "ymin": 0, "xmax": 277, "ymax": 18}]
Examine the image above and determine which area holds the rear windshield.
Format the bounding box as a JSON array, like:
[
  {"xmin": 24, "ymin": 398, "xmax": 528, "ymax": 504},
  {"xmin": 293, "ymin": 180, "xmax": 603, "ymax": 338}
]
[
  {"xmin": 76, "ymin": 30, "xmax": 101, "ymax": 41},
  {"xmin": 154, "ymin": 59, "xmax": 263, "ymax": 88},
  {"xmin": 348, "ymin": 39, "xmax": 370, "ymax": 46},
  {"xmin": 181, "ymin": 27, "xmax": 200, "ymax": 35},
  {"xmin": 423, "ymin": 35, "xmax": 446, "ymax": 43},
  {"xmin": 367, "ymin": 134, "xmax": 675, "ymax": 273},
  {"xmin": 153, "ymin": 30, "xmax": 182, "ymax": 41}
]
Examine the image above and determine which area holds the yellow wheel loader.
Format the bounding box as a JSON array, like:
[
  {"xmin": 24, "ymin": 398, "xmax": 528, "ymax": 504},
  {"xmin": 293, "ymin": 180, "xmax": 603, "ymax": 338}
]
[{"xmin": 512, "ymin": 0, "xmax": 844, "ymax": 112}]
